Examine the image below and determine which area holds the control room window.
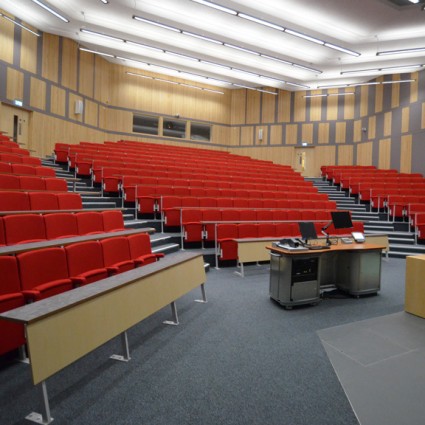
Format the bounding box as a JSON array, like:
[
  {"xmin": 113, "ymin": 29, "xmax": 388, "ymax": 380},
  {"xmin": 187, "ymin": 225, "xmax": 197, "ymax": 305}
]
[
  {"xmin": 133, "ymin": 114, "xmax": 159, "ymax": 135},
  {"xmin": 190, "ymin": 123, "xmax": 211, "ymax": 142},
  {"xmin": 163, "ymin": 119, "xmax": 186, "ymax": 138}
]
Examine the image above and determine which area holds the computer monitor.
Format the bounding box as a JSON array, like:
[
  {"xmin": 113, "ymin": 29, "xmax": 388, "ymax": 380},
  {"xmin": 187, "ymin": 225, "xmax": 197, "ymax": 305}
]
[
  {"xmin": 331, "ymin": 211, "xmax": 353, "ymax": 229},
  {"xmin": 298, "ymin": 221, "xmax": 318, "ymax": 244}
]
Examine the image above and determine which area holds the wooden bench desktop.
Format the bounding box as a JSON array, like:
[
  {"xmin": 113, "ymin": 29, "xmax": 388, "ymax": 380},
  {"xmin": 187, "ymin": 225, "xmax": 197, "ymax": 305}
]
[{"xmin": 0, "ymin": 251, "xmax": 206, "ymax": 424}]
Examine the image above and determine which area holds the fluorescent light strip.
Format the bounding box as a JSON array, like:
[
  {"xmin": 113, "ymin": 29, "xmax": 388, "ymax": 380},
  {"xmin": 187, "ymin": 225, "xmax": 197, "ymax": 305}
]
[
  {"xmin": 100, "ymin": 0, "xmax": 109, "ymax": 3},
  {"xmin": 317, "ymin": 79, "xmax": 416, "ymax": 89},
  {"xmin": 132, "ymin": 16, "xmax": 181, "ymax": 32},
  {"xmin": 237, "ymin": 13, "xmax": 284, "ymax": 31},
  {"xmin": 181, "ymin": 31, "xmax": 223, "ymax": 44},
  {"xmin": 381, "ymin": 79, "xmax": 416, "ymax": 84},
  {"xmin": 191, "ymin": 0, "xmax": 237, "ymax": 15},
  {"xmin": 0, "ymin": 13, "xmax": 40, "ymax": 36},
  {"xmin": 31, "ymin": 0, "xmax": 69, "ymax": 23},
  {"xmin": 324, "ymin": 42, "xmax": 360, "ymax": 57},
  {"xmin": 79, "ymin": 47, "xmax": 115, "ymax": 58},
  {"xmin": 223, "ymin": 43, "xmax": 259, "ymax": 55},
  {"xmin": 377, "ymin": 47, "xmax": 425, "ymax": 56},
  {"xmin": 166, "ymin": 51, "xmax": 199, "ymax": 61},
  {"xmin": 126, "ymin": 71, "xmax": 224, "ymax": 94},
  {"xmin": 80, "ymin": 29, "xmax": 124, "ymax": 43},
  {"xmin": 125, "ymin": 40, "xmax": 163, "ymax": 53},
  {"xmin": 284, "ymin": 28, "xmax": 323, "ymax": 45},
  {"xmin": 304, "ymin": 92, "xmax": 354, "ymax": 98},
  {"xmin": 341, "ymin": 64, "xmax": 423, "ymax": 75}
]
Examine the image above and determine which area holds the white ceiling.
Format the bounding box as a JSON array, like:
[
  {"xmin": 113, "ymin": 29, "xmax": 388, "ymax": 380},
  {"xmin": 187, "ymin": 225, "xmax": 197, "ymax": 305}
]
[{"xmin": 1, "ymin": 0, "xmax": 425, "ymax": 92}]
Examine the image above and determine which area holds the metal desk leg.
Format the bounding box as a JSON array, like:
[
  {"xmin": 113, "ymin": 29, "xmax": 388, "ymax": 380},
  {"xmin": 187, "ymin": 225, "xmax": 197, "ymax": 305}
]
[
  {"xmin": 163, "ymin": 302, "xmax": 179, "ymax": 325},
  {"xmin": 195, "ymin": 283, "xmax": 207, "ymax": 303},
  {"xmin": 234, "ymin": 262, "xmax": 244, "ymax": 277},
  {"xmin": 110, "ymin": 331, "xmax": 131, "ymax": 362},
  {"xmin": 26, "ymin": 381, "xmax": 53, "ymax": 424}
]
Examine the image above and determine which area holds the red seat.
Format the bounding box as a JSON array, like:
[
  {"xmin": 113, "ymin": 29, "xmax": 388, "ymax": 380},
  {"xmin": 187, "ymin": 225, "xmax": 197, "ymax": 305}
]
[
  {"xmin": 56, "ymin": 192, "xmax": 83, "ymax": 210},
  {"xmin": 19, "ymin": 175, "xmax": 46, "ymax": 191},
  {"xmin": 102, "ymin": 210, "xmax": 125, "ymax": 232},
  {"xmin": 202, "ymin": 209, "xmax": 222, "ymax": 241},
  {"xmin": 11, "ymin": 163, "xmax": 36, "ymax": 175},
  {"xmin": 76, "ymin": 211, "xmax": 104, "ymax": 235},
  {"xmin": 0, "ymin": 217, "xmax": 5, "ymax": 246},
  {"xmin": 0, "ymin": 256, "xmax": 26, "ymax": 355},
  {"xmin": 127, "ymin": 233, "xmax": 164, "ymax": 266},
  {"xmin": 221, "ymin": 209, "xmax": 240, "ymax": 222},
  {"xmin": 100, "ymin": 236, "xmax": 136, "ymax": 274},
  {"xmin": 272, "ymin": 210, "xmax": 288, "ymax": 221},
  {"xmin": 28, "ymin": 192, "xmax": 59, "ymax": 210},
  {"xmin": 275, "ymin": 222, "xmax": 297, "ymax": 238},
  {"xmin": 65, "ymin": 241, "xmax": 109, "ymax": 286},
  {"xmin": 239, "ymin": 210, "xmax": 257, "ymax": 221},
  {"xmin": 44, "ymin": 177, "xmax": 68, "ymax": 191},
  {"xmin": 0, "ymin": 174, "xmax": 20, "ymax": 190},
  {"xmin": 182, "ymin": 209, "xmax": 203, "ymax": 242},
  {"xmin": 256, "ymin": 210, "xmax": 274, "ymax": 221},
  {"xmin": 21, "ymin": 156, "xmax": 41, "ymax": 166},
  {"xmin": 0, "ymin": 161, "xmax": 12, "ymax": 173},
  {"xmin": 17, "ymin": 247, "xmax": 74, "ymax": 302},
  {"xmin": 238, "ymin": 223, "xmax": 258, "ymax": 238},
  {"xmin": 258, "ymin": 223, "xmax": 276, "ymax": 238},
  {"xmin": 44, "ymin": 213, "xmax": 79, "ymax": 239},
  {"xmin": 3, "ymin": 213, "xmax": 47, "ymax": 245},
  {"xmin": 217, "ymin": 224, "xmax": 238, "ymax": 261},
  {"xmin": 35, "ymin": 166, "xmax": 56, "ymax": 177},
  {"xmin": 0, "ymin": 191, "xmax": 30, "ymax": 211}
]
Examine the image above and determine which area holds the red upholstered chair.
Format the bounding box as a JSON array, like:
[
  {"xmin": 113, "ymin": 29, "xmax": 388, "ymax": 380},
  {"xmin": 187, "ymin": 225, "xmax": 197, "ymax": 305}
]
[
  {"xmin": 182, "ymin": 209, "xmax": 203, "ymax": 243},
  {"xmin": 17, "ymin": 247, "xmax": 74, "ymax": 302},
  {"xmin": 258, "ymin": 223, "xmax": 276, "ymax": 238},
  {"xmin": 202, "ymin": 209, "xmax": 222, "ymax": 242},
  {"xmin": 21, "ymin": 156, "xmax": 41, "ymax": 166},
  {"xmin": 100, "ymin": 236, "xmax": 136, "ymax": 274},
  {"xmin": 0, "ymin": 174, "xmax": 20, "ymax": 190},
  {"xmin": 101, "ymin": 210, "xmax": 125, "ymax": 232},
  {"xmin": 3, "ymin": 213, "xmax": 47, "ymax": 245},
  {"xmin": 28, "ymin": 192, "xmax": 59, "ymax": 210},
  {"xmin": 44, "ymin": 213, "xmax": 79, "ymax": 239},
  {"xmin": 65, "ymin": 241, "xmax": 109, "ymax": 286},
  {"xmin": 56, "ymin": 192, "xmax": 83, "ymax": 210},
  {"xmin": 127, "ymin": 233, "xmax": 164, "ymax": 266},
  {"xmin": 44, "ymin": 178, "xmax": 68, "ymax": 192},
  {"xmin": 11, "ymin": 163, "xmax": 36, "ymax": 175},
  {"xmin": 256, "ymin": 210, "xmax": 274, "ymax": 221},
  {"xmin": 19, "ymin": 176, "xmax": 46, "ymax": 191},
  {"xmin": 221, "ymin": 209, "xmax": 240, "ymax": 222},
  {"xmin": 0, "ymin": 161, "xmax": 12, "ymax": 173},
  {"xmin": 0, "ymin": 217, "xmax": 5, "ymax": 246},
  {"xmin": 0, "ymin": 191, "xmax": 30, "ymax": 211},
  {"xmin": 217, "ymin": 224, "xmax": 238, "ymax": 261},
  {"xmin": 76, "ymin": 211, "xmax": 104, "ymax": 235},
  {"xmin": 239, "ymin": 209, "xmax": 257, "ymax": 221},
  {"xmin": 35, "ymin": 166, "xmax": 56, "ymax": 177},
  {"xmin": 275, "ymin": 223, "xmax": 297, "ymax": 238},
  {"xmin": 0, "ymin": 256, "xmax": 26, "ymax": 355}
]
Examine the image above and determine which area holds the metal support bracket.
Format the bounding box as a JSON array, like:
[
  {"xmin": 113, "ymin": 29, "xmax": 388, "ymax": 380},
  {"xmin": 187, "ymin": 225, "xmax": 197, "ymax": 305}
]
[
  {"xmin": 163, "ymin": 301, "xmax": 179, "ymax": 325},
  {"xmin": 26, "ymin": 381, "xmax": 54, "ymax": 424},
  {"xmin": 110, "ymin": 331, "xmax": 131, "ymax": 362},
  {"xmin": 194, "ymin": 283, "xmax": 207, "ymax": 303}
]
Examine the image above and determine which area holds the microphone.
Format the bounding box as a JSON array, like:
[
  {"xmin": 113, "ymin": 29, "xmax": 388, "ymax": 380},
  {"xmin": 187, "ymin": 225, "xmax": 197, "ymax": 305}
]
[{"xmin": 321, "ymin": 220, "xmax": 332, "ymax": 246}]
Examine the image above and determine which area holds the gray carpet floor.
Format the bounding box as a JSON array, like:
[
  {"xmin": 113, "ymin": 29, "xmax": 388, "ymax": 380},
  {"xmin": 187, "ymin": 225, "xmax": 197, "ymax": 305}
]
[{"xmin": 0, "ymin": 257, "xmax": 406, "ymax": 425}]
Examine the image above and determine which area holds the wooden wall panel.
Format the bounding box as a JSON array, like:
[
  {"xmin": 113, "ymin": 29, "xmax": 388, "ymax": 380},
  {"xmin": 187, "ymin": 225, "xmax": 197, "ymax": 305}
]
[
  {"xmin": 230, "ymin": 146, "xmax": 294, "ymax": 166},
  {"xmin": 94, "ymin": 55, "xmax": 110, "ymax": 104},
  {"xmin": 229, "ymin": 127, "xmax": 240, "ymax": 146},
  {"xmin": 20, "ymin": 25, "xmax": 38, "ymax": 73},
  {"xmin": 240, "ymin": 126, "xmax": 254, "ymax": 146},
  {"xmin": 102, "ymin": 108, "xmax": 131, "ymax": 133},
  {"xmin": 357, "ymin": 142, "xmax": 373, "ymax": 165},
  {"xmin": 50, "ymin": 85, "xmax": 66, "ymax": 117},
  {"xmin": 422, "ymin": 103, "xmax": 425, "ymax": 129},
  {"xmin": 30, "ymin": 77, "xmax": 46, "ymax": 111},
  {"xmin": 353, "ymin": 120, "xmax": 362, "ymax": 142},
  {"xmin": 84, "ymin": 100, "xmax": 98, "ymax": 128},
  {"xmin": 0, "ymin": 12, "xmax": 14, "ymax": 63},
  {"xmin": 285, "ymin": 124, "xmax": 298, "ymax": 145},
  {"xmin": 318, "ymin": 123, "xmax": 329, "ymax": 144},
  {"xmin": 400, "ymin": 135, "xmax": 412, "ymax": 173},
  {"xmin": 411, "ymin": 72, "xmax": 419, "ymax": 103},
  {"xmin": 368, "ymin": 116, "xmax": 376, "ymax": 140},
  {"xmin": 293, "ymin": 92, "xmax": 306, "ymax": 122},
  {"xmin": 402, "ymin": 107, "xmax": 410, "ymax": 133},
  {"xmin": 270, "ymin": 125, "xmax": 282, "ymax": 145},
  {"xmin": 277, "ymin": 90, "xmax": 291, "ymax": 122},
  {"xmin": 375, "ymin": 76, "xmax": 384, "ymax": 113},
  {"xmin": 360, "ymin": 86, "xmax": 369, "ymax": 117},
  {"xmin": 261, "ymin": 92, "xmax": 276, "ymax": 124},
  {"xmin": 42, "ymin": 33, "xmax": 59, "ymax": 83},
  {"xmin": 212, "ymin": 125, "xmax": 231, "ymax": 146},
  {"xmin": 338, "ymin": 145, "xmax": 353, "ymax": 165},
  {"xmin": 378, "ymin": 138, "xmax": 391, "ymax": 169},
  {"xmin": 335, "ymin": 122, "xmax": 346, "ymax": 143},
  {"xmin": 383, "ymin": 112, "xmax": 392, "ymax": 137},
  {"xmin": 246, "ymin": 90, "xmax": 261, "ymax": 124},
  {"xmin": 79, "ymin": 50, "xmax": 94, "ymax": 98},
  {"xmin": 6, "ymin": 67, "xmax": 24, "ymax": 101},
  {"xmin": 309, "ymin": 92, "xmax": 322, "ymax": 121},
  {"xmin": 61, "ymin": 38, "xmax": 78, "ymax": 91},
  {"xmin": 315, "ymin": 145, "xmax": 336, "ymax": 169},
  {"xmin": 301, "ymin": 123, "xmax": 313, "ymax": 144},
  {"xmin": 326, "ymin": 89, "xmax": 338, "ymax": 121},
  {"xmin": 391, "ymin": 74, "xmax": 400, "ymax": 109},
  {"xmin": 344, "ymin": 89, "xmax": 355, "ymax": 120}
]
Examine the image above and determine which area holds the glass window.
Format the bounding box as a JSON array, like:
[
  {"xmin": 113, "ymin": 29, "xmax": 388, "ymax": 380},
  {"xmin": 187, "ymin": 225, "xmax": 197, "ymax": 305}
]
[
  {"xmin": 190, "ymin": 123, "xmax": 211, "ymax": 141},
  {"xmin": 133, "ymin": 114, "xmax": 159, "ymax": 135},
  {"xmin": 163, "ymin": 119, "xmax": 186, "ymax": 138}
]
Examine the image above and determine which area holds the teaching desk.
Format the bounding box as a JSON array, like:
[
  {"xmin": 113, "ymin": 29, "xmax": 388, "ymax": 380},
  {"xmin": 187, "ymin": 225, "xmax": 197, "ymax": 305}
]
[{"xmin": 267, "ymin": 243, "xmax": 385, "ymax": 309}]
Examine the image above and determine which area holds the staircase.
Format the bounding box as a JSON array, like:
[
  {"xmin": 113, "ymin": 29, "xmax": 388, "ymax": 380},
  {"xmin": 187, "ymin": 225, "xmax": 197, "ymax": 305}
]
[
  {"xmin": 307, "ymin": 177, "xmax": 425, "ymax": 258},
  {"xmin": 41, "ymin": 157, "xmax": 180, "ymax": 258}
]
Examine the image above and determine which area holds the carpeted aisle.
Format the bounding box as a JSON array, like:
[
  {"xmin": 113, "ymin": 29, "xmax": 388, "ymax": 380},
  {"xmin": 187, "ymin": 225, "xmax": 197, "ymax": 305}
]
[{"xmin": 0, "ymin": 258, "xmax": 406, "ymax": 425}]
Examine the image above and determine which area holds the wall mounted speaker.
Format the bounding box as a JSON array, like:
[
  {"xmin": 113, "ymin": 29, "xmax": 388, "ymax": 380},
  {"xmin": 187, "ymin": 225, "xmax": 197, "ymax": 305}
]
[{"xmin": 75, "ymin": 100, "xmax": 84, "ymax": 115}]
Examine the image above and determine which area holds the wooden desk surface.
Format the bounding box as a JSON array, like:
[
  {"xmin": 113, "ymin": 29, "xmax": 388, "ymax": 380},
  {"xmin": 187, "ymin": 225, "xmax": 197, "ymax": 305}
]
[
  {"xmin": 267, "ymin": 243, "xmax": 386, "ymax": 255},
  {"xmin": 0, "ymin": 227, "xmax": 156, "ymax": 256}
]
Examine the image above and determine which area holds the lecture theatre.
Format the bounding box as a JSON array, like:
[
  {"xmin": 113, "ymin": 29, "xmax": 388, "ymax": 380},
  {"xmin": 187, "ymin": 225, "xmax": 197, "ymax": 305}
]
[{"xmin": 1, "ymin": 1, "xmax": 425, "ymax": 424}]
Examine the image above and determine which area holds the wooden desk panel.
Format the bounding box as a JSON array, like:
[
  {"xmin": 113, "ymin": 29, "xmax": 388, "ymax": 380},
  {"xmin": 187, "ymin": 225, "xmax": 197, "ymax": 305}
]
[{"xmin": 405, "ymin": 254, "xmax": 425, "ymax": 319}]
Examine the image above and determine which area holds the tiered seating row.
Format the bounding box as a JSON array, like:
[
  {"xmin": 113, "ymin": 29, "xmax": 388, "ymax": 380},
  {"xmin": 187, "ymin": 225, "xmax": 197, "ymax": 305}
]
[
  {"xmin": 0, "ymin": 162, "xmax": 56, "ymax": 177},
  {"xmin": 0, "ymin": 191, "xmax": 82, "ymax": 212},
  {"xmin": 0, "ymin": 210, "xmax": 126, "ymax": 246},
  {"xmin": 0, "ymin": 174, "xmax": 67, "ymax": 192},
  {"xmin": 0, "ymin": 233, "xmax": 162, "ymax": 356}
]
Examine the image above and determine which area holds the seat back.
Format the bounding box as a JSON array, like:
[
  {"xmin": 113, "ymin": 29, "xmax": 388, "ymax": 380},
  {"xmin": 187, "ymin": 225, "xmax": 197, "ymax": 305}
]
[
  {"xmin": 0, "ymin": 191, "xmax": 30, "ymax": 211},
  {"xmin": 28, "ymin": 192, "xmax": 60, "ymax": 210},
  {"xmin": 19, "ymin": 176, "xmax": 46, "ymax": 191},
  {"xmin": 44, "ymin": 178, "xmax": 68, "ymax": 191},
  {"xmin": 3, "ymin": 213, "xmax": 46, "ymax": 244},
  {"xmin": 0, "ymin": 174, "xmax": 20, "ymax": 190},
  {"xmin": 44, "ymin": 213, "xmax": 79, "ymax": 239},
  {"xmin": 65, "ymin": 241, "xmax": 105, "ymax": 276},
  {"xmin": 127, "ymin": 233, "xmax": 154, "ymax": 258},
  {"xmin": 76, "ymin": 211, "xmax": 104, "ymax": 235},
  {"xmin": 56, "ymin": 192, "xmax": 83, "ymax": 210},
  {"xmin": 0, "ymin": 256, "xmax": 22, "ymax": 295},
  {"xmin": 101, "ymin": 210, "xmax": 125, "ymax": 232},
  {"xmin": 100, "ymin": 236, "xmax": 133, "ymax": 267}
]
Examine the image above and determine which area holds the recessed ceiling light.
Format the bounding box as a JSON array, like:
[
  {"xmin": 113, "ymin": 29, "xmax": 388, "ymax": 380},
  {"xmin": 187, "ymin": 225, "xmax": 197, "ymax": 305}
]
[
  {"xmin": 0, "ymin": 13, "xmax": 40, "ymax": 36},
  {"xmin": 31, "ymin": 0, "xmax": 69, "ymax": 22}
]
